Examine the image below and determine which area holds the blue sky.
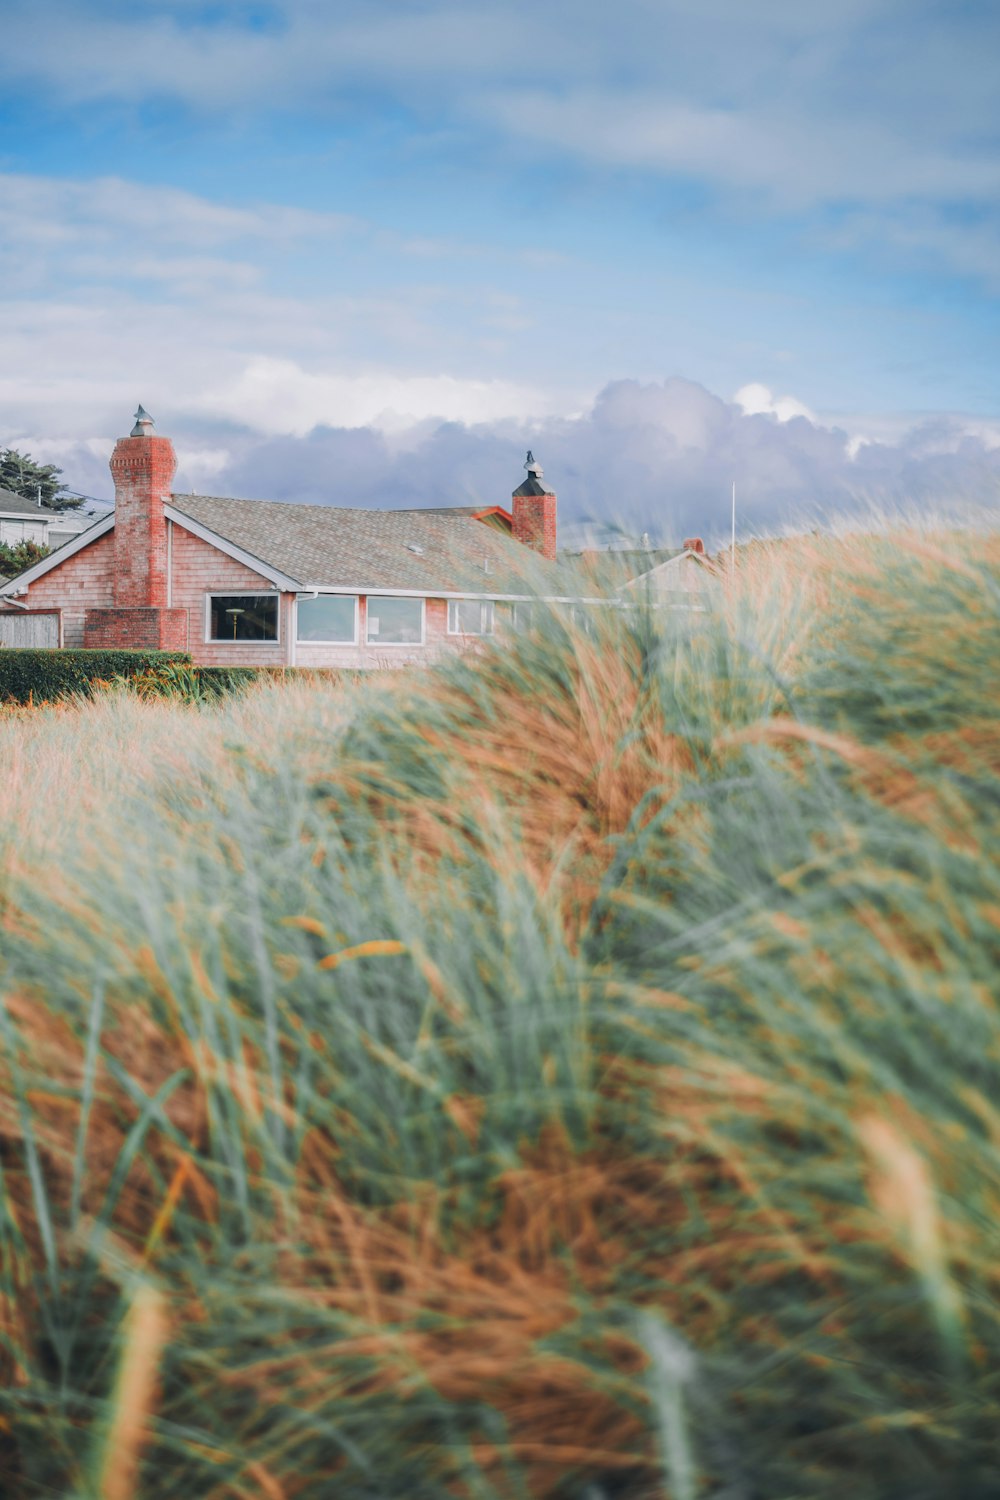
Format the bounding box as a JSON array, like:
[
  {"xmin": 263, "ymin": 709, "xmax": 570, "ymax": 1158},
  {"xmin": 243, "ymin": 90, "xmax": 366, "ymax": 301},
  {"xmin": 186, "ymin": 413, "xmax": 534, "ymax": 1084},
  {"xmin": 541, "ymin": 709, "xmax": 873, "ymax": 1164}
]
[{"xmin": 1, "ymin": 0, "xmax": 998, "ymax": 539}]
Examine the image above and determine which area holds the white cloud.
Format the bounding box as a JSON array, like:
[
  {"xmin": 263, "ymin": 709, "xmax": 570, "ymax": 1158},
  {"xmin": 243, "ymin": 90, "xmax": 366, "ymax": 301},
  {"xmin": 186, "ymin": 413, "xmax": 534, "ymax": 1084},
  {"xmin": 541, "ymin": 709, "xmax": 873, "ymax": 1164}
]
[
  {"xmin": 735, "ymin": 383, "xmax": 818, "ymax": 424},
  {"xmin": 481, "ymin": 86, "xmax": 1000, "ymax": 210},
  {"xmin": 5, "ymin": 1, "xmax": 998, "ymax": 240},
  {"xmin": 197, "ymin": 356, "xmax": 552, "ymax": 435},
  {"xmin": 12, "ymin": 375, "xmax": 999, "ymax": 533},
  {"xmin": 820, "ymin": 409, "xmax": 1000, "ymax": 455},
  {"xmin": 199, "ymin": 375, "xmax": 1000, "ymax": 540},
  {"xmin": 0, "ymin": 173, "xmax": 358, "ymax": 257},
  {"xmin": 0, "ymin": 169, "xmax": 581, "ymax": 445}
]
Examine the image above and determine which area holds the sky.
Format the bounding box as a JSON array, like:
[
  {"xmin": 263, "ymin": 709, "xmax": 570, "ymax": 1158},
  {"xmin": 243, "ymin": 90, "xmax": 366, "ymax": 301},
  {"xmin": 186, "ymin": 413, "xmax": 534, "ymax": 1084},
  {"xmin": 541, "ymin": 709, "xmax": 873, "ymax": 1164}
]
[{"xmin": 1, "ymin": 0, "xmax": 998, "ymax": 542}]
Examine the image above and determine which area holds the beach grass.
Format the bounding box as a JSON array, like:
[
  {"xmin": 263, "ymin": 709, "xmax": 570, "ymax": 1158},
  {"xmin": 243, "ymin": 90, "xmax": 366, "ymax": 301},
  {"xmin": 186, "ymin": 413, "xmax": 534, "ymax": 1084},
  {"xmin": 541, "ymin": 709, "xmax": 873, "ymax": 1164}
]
[{"xmin": 0, "ymin": 527, "xmax": 998, "ymax": 1498}]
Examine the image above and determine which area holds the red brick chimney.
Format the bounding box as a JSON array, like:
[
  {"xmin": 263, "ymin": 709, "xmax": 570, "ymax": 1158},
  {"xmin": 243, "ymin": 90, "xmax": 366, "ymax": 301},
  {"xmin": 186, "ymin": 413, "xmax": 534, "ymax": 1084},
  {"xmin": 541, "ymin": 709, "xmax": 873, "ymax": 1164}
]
[
  {"xmin": 511, "ymin": 451, "xmax": 557, "ymax": 561},
  {"xmin": 83, "ymin": 407, "xmax": 188, "ymax": 649},
  {"xmin": 110, "ymin": 405, "xmax": 176, "ymax": 607}
]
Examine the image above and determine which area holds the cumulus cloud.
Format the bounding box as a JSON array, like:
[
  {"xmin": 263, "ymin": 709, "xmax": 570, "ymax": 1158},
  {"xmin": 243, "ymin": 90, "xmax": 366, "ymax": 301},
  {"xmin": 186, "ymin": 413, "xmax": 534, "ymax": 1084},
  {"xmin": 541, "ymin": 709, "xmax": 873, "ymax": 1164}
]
[
  {"xmin": 263, "ymin": 387, "xmax": 1000, "ymax": 540},
  {"xmin": 38, "ymin": 375, "xmax": 998, "ymax": 544},
  {"xmin": 734, "ymin": 383, "xmax": 818, "ymax": 424},
  {"xmin": 200, "ymin": 357, "xmax": 550, "ymax": 436}
]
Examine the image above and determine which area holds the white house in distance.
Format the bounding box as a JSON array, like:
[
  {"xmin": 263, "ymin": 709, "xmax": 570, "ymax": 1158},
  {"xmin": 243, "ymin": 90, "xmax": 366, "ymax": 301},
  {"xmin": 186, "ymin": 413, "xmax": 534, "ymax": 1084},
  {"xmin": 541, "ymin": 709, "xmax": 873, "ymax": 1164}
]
[
  {"xmin": 0, "ymin": 407, "xmax": 715, "ymax": 660},
  {"xmin": 0, "ymin": 488, "xmax": 96, "ymax": 551},
  {"xmin": 562, "ymin": 540, "xmax": 717, "ymax": 609}
]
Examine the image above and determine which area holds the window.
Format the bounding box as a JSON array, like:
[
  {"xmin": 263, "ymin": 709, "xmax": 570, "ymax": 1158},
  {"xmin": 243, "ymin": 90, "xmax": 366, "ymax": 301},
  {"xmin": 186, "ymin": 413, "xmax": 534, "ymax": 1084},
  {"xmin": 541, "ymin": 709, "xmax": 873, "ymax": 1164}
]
[
  {"xmin": 297, "ymin": 594, "xmax": 357, "ymax": 643},
  {"xmin": 511, "ymin": 602, "xmax": 538, "ymax": 633},
  {"xmin": 366, "ymin": 596, "xmax": 424, "ymax": 645},
  {"xmin": 447, "ymin": 599, "xmax": 495, "ymax": 636},
  {"xmin": 208, "ymin": 593, "xmax": 279, "ymax": 643}
]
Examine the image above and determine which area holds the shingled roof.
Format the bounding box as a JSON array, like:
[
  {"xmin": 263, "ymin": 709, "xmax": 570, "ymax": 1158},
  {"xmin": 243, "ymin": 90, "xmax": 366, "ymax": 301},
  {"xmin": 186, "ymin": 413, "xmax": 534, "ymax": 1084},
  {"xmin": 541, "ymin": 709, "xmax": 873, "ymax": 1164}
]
[
  {"xmin": 559, "ymin": 547, "xmax": 685, "ymax": 585},
  {"xmin": 0, "ymin": 487, "xmax": 51, "ymax": 516},
  {"xmin": 170, "ymin": 494, "xmax": 576, "ymax": 597}
]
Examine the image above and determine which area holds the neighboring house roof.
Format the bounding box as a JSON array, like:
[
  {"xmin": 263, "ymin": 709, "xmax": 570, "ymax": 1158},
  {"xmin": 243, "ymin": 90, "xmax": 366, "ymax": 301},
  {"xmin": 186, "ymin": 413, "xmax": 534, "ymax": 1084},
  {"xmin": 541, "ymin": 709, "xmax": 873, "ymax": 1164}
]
[
  {"xmin": 560, "ymin": 547, "xmax": 685, "ymax": 584},
  {"xmin": 399, "ymin": 505, "xmax": 512, "ymax": 524},
  {"xmin": 558, "ymin": 545, "xmax": 721, "ymax": 607},
  {"xmin": 169, "ymin": 493, "xmax": 573, "ymax": 597},
  {"xmin": 0, "ymin": 487, "xmax": 54, "ymax": 517},
  {"xmin": 0, "ymin": 487, "xmax": 93, "ymax": 525},
  {"xmin": 0, "ymin": 513, "xmax": 116, "ymax": 592},
  {"xmin": 619, "ymin": 554, "xmax": 721, "ymax": 619}
]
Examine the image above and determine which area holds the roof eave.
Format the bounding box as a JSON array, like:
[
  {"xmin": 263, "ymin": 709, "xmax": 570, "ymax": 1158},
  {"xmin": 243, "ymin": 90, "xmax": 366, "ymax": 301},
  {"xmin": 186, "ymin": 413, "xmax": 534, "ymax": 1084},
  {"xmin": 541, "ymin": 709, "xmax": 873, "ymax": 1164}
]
[
  {"xmin": 622, "ymin": 548, "xmax": 712, "ymax": 586},
  {"xmin": 301, "ymin": 583, "xmax": 604, "ymax": 604},
  {"xmin": 472, "ymin": 505, "xmax": 513, "ymax": 526}
]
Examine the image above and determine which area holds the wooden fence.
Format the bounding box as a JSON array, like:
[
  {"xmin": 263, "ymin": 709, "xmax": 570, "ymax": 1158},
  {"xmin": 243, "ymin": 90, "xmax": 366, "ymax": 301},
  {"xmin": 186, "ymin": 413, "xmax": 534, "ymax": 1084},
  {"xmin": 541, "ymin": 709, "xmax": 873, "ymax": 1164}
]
[{"xmin": 0, "ymin": 610, "xmax": 60, "ymax": 648}]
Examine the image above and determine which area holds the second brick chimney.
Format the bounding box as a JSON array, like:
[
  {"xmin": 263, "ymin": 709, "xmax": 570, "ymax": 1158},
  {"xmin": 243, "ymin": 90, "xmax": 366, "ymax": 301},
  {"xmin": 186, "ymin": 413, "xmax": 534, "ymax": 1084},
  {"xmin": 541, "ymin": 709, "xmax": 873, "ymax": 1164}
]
[
  {"xmin": 511, "ymin": 451, "xmax": 557, "ymax": 561},
  {"xmin": 83, "ymin": 406, "xmax": 189, "ymax": 649}
]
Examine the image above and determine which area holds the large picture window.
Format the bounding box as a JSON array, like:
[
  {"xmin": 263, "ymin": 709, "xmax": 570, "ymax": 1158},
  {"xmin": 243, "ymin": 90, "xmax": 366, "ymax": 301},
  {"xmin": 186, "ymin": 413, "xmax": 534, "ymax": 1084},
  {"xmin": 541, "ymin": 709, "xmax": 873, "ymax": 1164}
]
[
  {"xmin": 447, "ymin": 599, "xmax": 495, "ymax": 636},
  {"xmin": 297, "ymin": 594, "xmax": 357, "ymax": 643},
  {"xmin": 366, "ymin": 596, "xmax": 424, "ymax": 646},
  {"xmin": 208, "ymin": 594, "xmax": 279, "ymax": 643}
]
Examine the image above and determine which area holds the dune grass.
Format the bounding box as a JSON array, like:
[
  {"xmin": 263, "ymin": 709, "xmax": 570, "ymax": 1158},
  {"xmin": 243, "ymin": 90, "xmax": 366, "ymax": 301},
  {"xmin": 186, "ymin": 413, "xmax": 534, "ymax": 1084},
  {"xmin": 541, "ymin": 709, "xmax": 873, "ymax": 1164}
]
[{"xmin": 0, "ymin": 528, "xmax": 999, "ymax": 1498}]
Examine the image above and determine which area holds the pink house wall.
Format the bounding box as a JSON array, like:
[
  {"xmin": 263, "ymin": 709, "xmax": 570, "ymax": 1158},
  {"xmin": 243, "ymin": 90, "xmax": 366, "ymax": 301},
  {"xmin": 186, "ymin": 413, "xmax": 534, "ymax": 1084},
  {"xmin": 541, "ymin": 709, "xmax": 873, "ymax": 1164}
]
[
  {"xmin": 24, "ymin": 529, "xmax": 116, "ymax": 647},
  {"xmin": 169, "ymin": 530, "xmax": 464, "ymax": 668},
  {"xmin": 167, "ymin": 523, "xmax": 294, "ymax": 666}
]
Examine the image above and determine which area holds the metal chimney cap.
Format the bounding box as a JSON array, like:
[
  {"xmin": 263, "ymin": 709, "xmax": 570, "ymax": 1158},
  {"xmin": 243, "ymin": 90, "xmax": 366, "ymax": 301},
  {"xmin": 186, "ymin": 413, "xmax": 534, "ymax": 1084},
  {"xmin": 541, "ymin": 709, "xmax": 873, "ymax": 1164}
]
[{"xmin": 130, "ymin": 405, "xmax": 155, "ymax": 437}]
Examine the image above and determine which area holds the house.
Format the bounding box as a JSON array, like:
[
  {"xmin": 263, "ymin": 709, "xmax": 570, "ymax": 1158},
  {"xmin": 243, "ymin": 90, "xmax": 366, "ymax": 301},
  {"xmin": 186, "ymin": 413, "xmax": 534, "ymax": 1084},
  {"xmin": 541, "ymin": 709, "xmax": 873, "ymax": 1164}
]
[
  {"xmin": 562, "ymin": 538, "xmax": 717, "ymax": 608},
  {"xmin": 0, "ymin": 408, "xmax": 576, "ymax": 666},
  {"xmin": 0, "ymin": 488, "xmax": 97, "ymax": 552}
]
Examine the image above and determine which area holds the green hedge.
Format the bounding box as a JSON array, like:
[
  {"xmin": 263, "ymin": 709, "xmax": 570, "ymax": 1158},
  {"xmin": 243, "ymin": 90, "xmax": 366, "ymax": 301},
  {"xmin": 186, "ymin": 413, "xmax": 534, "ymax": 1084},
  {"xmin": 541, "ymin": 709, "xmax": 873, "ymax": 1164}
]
[
  {"xmin": 196, "ymin": 665, "xmax": 273, "ymax": 697},
  {"xmin": 0, "ymin": 652, "xmax": 361, "ymax": 706},
  {"xmin": 0, "ymin": 649, "xmax": 191, "ymax": 704},
  {"xmin": 198, "ymin": 665, "xmax": 358, "ymax": 696}
]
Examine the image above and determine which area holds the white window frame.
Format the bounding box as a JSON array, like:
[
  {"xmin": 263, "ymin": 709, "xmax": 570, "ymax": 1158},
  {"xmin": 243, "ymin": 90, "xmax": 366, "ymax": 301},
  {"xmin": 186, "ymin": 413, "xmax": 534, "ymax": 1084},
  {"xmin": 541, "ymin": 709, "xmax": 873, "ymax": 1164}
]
[
  {"xmin": 365, "ymin": 594, "xmax": 426, "ymax": 647},
  {"xmin": 447, "ymin": 599, "xmax": 496, "ymax": 636},
  {"xmin": 205, "ymin": 590, "xmax": 282, "ymax": 646},
  {"xmin": 296, "ymin": 592, "xmax": 359, "ymax": 645}
]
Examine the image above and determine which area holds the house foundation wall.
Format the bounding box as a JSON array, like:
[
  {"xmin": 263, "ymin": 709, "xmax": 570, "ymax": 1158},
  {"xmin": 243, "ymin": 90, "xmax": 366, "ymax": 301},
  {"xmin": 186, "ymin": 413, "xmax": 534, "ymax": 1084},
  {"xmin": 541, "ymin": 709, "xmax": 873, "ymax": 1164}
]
[{"xmin": 84, "ymin": 606, "xmax": 189, "ymax": 650}]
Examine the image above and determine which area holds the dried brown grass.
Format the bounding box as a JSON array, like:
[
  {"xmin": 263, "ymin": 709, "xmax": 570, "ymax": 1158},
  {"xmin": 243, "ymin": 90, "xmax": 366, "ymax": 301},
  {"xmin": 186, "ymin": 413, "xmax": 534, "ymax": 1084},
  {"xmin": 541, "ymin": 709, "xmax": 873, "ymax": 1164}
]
[{"xmin": 0, "ymin": 524, "xmax": 998, "ymax": 1496}]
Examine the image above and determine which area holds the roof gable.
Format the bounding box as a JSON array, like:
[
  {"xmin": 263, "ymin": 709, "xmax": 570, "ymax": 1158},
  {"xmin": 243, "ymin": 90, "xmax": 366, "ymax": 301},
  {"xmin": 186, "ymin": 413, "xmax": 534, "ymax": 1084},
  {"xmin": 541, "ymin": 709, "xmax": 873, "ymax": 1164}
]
[
  {"xmin": 164, "ymin": 504, "xmax": 301, "ymax": 590},
  {"xmin": 622, "ymin": 549, "xmax": 719, "ymax": 591},
  {"xmin": 0, "ymin": 513, "xmax": 114, "ymax": 593}
]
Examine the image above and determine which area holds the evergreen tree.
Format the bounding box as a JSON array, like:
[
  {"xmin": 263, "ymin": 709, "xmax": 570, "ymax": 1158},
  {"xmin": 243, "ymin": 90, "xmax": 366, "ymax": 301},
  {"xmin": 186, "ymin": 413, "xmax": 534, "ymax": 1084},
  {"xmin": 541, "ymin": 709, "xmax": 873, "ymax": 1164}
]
[{"xmin": 0, "ymin": 449, "xmax": 81, "ymax": 510}]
